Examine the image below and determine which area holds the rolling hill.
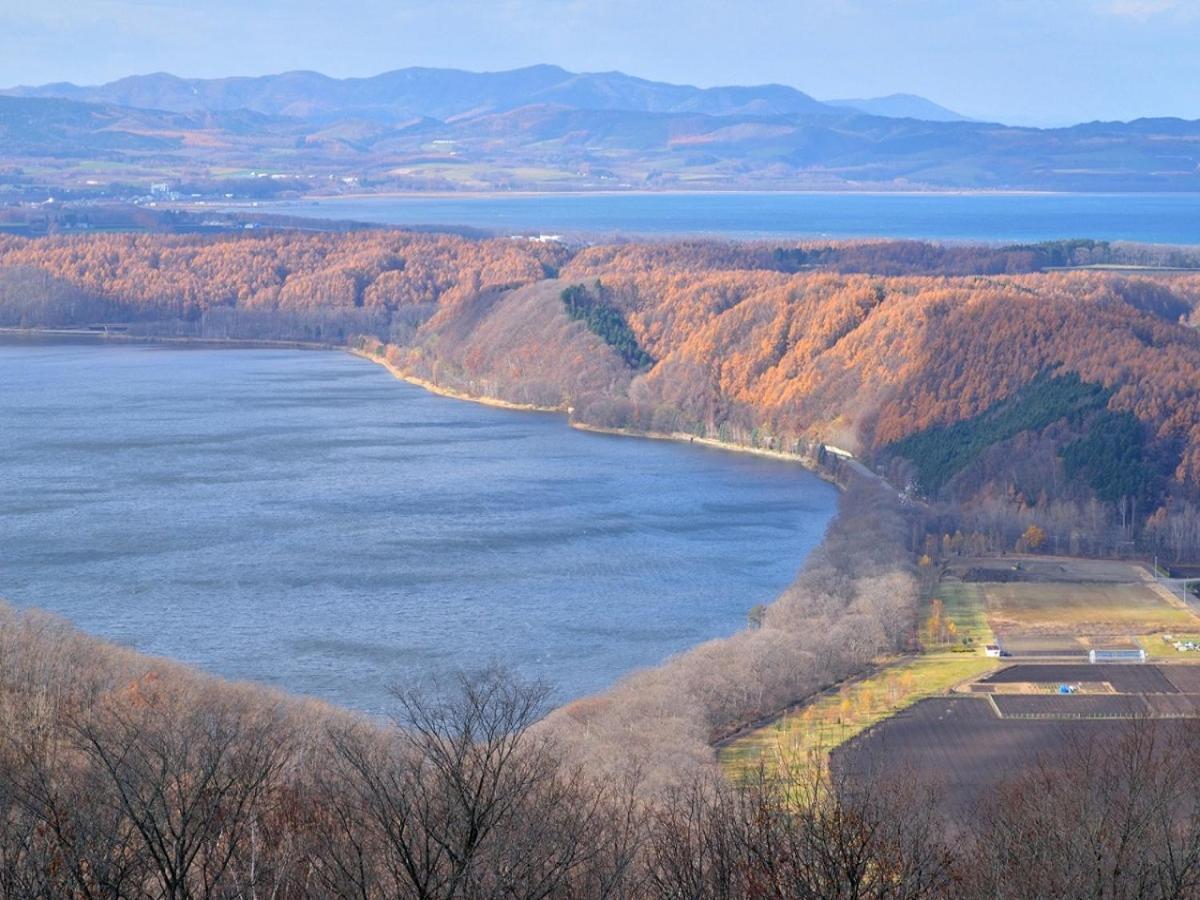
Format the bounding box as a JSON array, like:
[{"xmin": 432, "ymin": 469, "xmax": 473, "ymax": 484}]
[
  {"xmin": 828, "ymin": 93, "xmax": 971, "ymax": 121},
  {"xmin": 3, "ymin": 65, "xmax": 856, "ymax": 122},
  {"xmin": 1, "ymin": 66, "xmax": 1198, "ymax": 194}
]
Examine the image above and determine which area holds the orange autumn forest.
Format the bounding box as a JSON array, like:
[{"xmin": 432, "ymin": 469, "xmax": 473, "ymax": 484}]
[{"xmin": 4, "ymin": 230, "xmax": 1200, "ymax": 558}]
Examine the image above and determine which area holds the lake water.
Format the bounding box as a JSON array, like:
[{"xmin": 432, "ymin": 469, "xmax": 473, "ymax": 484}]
[
  {"xmin": 0, "ymin": 340, "xmax": 837, "ymax": 713},
  {"xmin": 247, "ymin": 192, "xmax": 1200, "ymax": 244}
]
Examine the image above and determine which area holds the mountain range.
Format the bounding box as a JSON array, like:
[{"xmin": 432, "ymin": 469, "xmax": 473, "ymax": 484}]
[
  {"xmin": 1, "ymin": 65, "xmax": 1197, "ymax": 196},
  {"xmin": 2, "ymin": 65, "xmax": 964, "ymax": 124}
]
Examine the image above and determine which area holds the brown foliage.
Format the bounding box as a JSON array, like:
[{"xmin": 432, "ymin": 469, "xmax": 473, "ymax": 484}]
[
  {"xmin": 0, "ymin": 231, "xmax": 564, "ymax": 321},
  {"xmin": 7, "ymin": 232, "xmax": 1200, "ymax": 505},
  {"xmin": 6, "ymin": 602, "xmax": 1200, "ymax": 898}
]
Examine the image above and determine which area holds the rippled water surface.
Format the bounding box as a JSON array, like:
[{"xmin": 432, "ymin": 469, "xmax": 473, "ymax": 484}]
[{"xmin": 0, "ymin": 340, "xmax": 837, "ymax": 712}]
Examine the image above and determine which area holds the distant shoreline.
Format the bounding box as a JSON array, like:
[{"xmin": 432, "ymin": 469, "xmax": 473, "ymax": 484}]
[
  {"xmin": 0, "ymin": 327, "xmax": 336, "ymax": 352},
  {"xmin": 209, "ymin": 187, "xmax": 1127, "ymax": 207},
  {"xmin": 0, "ymin": 328, "xmax": 851, "ymax": 486},
  {"xmin": 347, "ymin": 347, "xmax": 850, "ymax": 486},
  {"xmin": 185, "ymin": 191, "xmax": 1200, "ymax": 247}
]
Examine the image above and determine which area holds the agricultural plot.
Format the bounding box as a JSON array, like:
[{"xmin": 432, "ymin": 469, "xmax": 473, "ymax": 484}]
[
  {"xmin": 721, "ymin": 555, "xmax": 1200, "ymax": 793},
  {"xmin": 946, "ymin": 556, "xmax": 1200, "ymax": 665},
  {"xmin": 833, "ymin": 696, "xmax": 1185, "ymax": 815},
  {"xmin": 981, "ymin": 664, "xmax": 1179, "ymax": 693},
  {"xmin": 1140, "ymin": 633, "xmax": 1200, "ymax": 659},
  {"xmin": 994, "ymin": 633, "xmax": 1089, "ymax": 657},
  {"xmin": 968, "ymin": 661, "xmax": 1200, "ymax": 719},
  {"xmin": 1163, "ymin": 666, "xmax": 1200, "ymax": 693},
  {"xmin": 991, "ymin": 694, "xmax": 1150, "ymax": 718},
  {"xmin": 981, "ymin": 581, "xmax": 1196, "ymax": 633},
  {"xmin": 1144, "ymin": 694, "xmax": 1200, "ymax": 716},
  {"xmin": 956, "ymin": 556, "xmax": 1154, "ymax": 584},
  {"xmin": 720, "ymin": 580, "xmax": 998, "ymax": 778}
]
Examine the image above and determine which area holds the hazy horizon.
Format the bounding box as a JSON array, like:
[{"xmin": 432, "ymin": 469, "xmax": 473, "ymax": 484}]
[{"xmin": 4, "ymin": 0, "xmax": 1199, "ymax": 127}]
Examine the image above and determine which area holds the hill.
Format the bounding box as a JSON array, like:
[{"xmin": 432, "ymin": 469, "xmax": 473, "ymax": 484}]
[
  {"xmin": 828, "ymin": 92, "xmax": 971, "ymax": 121},
  {"xmin": 2, "ymin": 66, "xmax": 1200, "ymax": 195},
  {"xmin": 6, "ymin": 231, "xmax": 1200, "ymax": 895},
  {"xmin": 4, "ymin": 231, "xmax": 1200, "ymax": 561}
]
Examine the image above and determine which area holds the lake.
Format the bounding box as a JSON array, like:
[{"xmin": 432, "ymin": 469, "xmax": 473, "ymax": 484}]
[
  {"xmin": 242, "ymin": 192, "xmax": 1200, "ymax": 244},
  {"xmin": 0, "ymin": 339, "xmax": 837, "ymax": 713}
]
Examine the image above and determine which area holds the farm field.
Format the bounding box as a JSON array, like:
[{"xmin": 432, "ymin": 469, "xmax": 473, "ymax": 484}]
[
  {"xmin": 1161, "ymin": 666, "xmax": 1200, "ymax": 692},
  {"xmin": 954, "ymin": 556, "xmax": 1156, "ymax": 583},
  {"xmin": 981, "ymin": 581, "xmax": 1196, "ymax": 633},
  {"xmin": 980, "ymin": 663, "xmax": 1180, "ymax": 693},
  {"xmin": 991, "ymin": 694, "xmax": 1151, "ymax": 717},
  {"xmin": 1139, "ymin": 632, "xmax": 1200, "ymax": 659},
  {"xmin": 831, "ymin": 696, "xmax": 1187, "ymax": 815},
  {"xmin": 719, "ymin": 578, "xmax": 998, "ymax": 778},
  {"xmin": 720, "ymin": 555, "xmax": 1200, "ymax": 782},
  {"xmin": 949, "ymin": 555, "xmax": 1200, "ymax": 661},
  {"xmin": 837, "ymin": 660, "xmax": 1200, "ymax": 810}
]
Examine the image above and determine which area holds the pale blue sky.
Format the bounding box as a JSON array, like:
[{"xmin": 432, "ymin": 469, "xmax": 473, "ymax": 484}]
[{"xmin": 3, "ymin": 0, "xmax": 1198, "ymax": 125}]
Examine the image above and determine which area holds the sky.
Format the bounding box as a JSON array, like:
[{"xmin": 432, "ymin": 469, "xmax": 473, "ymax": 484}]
[{"xmin": 2, "ymin": 0, "xmax": 1198, "ymax": 125}]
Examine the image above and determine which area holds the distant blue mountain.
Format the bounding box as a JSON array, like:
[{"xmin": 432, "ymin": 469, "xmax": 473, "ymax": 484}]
[
  {"xmin": 2, "ymin": 65, "xmax": 836, "ymax": 123},
  {"xmin": 827, "ymin": 93, "xmax": 972, "ymax": 122},
  {"xmin": 1, "ymin": 66, "xmax": 1197, "ymax": 192}
]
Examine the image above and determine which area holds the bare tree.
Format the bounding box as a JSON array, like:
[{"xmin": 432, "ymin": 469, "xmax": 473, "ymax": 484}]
[
  {"xmin": 69, "ymin": 689, "xmax": 291, "ymax": 900},
  {"xmin": 313, "ymin": 667, "xmax": 638, "ymax": 900}
]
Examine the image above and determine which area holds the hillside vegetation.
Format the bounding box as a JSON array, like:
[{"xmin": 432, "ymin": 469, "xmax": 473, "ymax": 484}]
[
  {"xmin": 5, "ymin": 232, "xmax": 1200, "ymax": 557},
  {"xmin": 3, "ymin": 66, "xmax": 1200, "ymax": 194},
  {"xmin": 5, "ymin": 573, "xmax": 1200, "ymax": 898}
]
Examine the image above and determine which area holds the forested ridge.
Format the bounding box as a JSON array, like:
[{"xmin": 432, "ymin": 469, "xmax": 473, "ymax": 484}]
[{"xmin": 6, "ymin": 231, "xmax": 1200, "ymax": 555}]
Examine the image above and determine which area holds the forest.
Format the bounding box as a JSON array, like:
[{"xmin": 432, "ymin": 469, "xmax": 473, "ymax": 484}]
[
  {"xmin": 5, "ymin": 573, "xmax": 1200, "ymax": 899},
  {"xmin": 5, "ymin": 230, "xmax": 1200, "ymax": 558},
  {"xmin": 560, "ymin": 283, "xmax": 654, "ymax": 370}
]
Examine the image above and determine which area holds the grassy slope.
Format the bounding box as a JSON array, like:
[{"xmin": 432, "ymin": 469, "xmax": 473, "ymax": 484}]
[
  {"xmin": 982, "ymin": 581, "xmax": 1198, "ymax": 633},
  {"xmin": 720, "ymin": 578, "xmax": 997, "ymax": 778}
]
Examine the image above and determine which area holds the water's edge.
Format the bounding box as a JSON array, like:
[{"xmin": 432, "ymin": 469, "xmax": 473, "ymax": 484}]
[
  {"xmin": 2, "ymin": 329, "xmax": 847, "ymax": 713},
  {"xmin": 347, "ymin": 346, "xmax": 849, "ymax": 491},
  {"xmin": 0, "ymin": 327, "xmax": 851, "ymax": 489}
]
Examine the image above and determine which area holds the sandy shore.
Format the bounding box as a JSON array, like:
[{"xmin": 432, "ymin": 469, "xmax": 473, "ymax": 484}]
[
  {"xmin": 348, "ymin": 347, "xmax": 846, "ymax": 483},
  {"xmin": 2, "ymin": 329, "xmax": 846, "ymax": 482},
  {"xmin": 347, "ymin": 348, "xmax": 564, "ymax": 414},
  {"xmin": 570, "ymin": 421, "xmax": 821, "ymax": 467}
]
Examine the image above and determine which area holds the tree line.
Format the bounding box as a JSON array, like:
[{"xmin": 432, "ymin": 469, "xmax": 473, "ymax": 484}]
[{"xmin": 5, "ymin": 600, "xmax": 1200, "ymax": 899}]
